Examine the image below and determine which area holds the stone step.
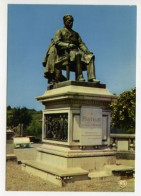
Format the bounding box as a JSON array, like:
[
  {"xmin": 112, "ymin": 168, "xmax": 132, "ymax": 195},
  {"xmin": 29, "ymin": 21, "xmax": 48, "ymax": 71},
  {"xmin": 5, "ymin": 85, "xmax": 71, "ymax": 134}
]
[
  {"xmin": 22, "ymin": 160, "xmax": 88, "ymax": 177},
  {"xmin": 104, "ymin": 164, "xmax": 135, "ymax": 177},
  {"xmin": 88, "ymin": 164, "xmax": 135, "ymax": 179},
  {"xmin": 88, "ymin": 171, "xmax": 111, "ymax": 178}
]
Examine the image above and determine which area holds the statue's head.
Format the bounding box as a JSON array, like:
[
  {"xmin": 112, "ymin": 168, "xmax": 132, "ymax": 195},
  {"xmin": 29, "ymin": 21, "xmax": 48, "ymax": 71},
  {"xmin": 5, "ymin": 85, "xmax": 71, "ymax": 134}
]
[{"xmin": 63, "ymin": 14, "xmax": 74, "ymax": 29}]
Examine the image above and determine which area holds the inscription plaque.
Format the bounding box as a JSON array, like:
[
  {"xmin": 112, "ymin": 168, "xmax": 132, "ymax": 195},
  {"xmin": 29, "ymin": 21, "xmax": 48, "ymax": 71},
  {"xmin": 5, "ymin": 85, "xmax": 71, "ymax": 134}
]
[{"xmin": 80, "ymin": 107, "xmax": 102, "ymax": 145}]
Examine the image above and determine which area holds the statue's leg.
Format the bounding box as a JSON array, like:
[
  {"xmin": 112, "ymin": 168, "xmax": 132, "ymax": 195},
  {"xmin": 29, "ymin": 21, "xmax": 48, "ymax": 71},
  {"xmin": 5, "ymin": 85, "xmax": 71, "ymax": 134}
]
[
  {"xmin": 66, "ymin": 65, "xmax": 70, "ymax": 80},
  {"xmin": 65, "ymin": 50, "xmax": 70, "ymax": 80},
  {"xmin": 87, "ymin": 58, "xmax": 99, "ymax": 83},
  {"xmin": 87, "ymin": 58, "xmax": 96, "ymax": 80},
  {"xmin": 75, "ymin": 69, "xmax": 78, "ymax": 81},
  {"xmin": 75, "ymin": 52, "xmax": 85, "ymax": 82},
  {"xmin": 55, "ymin": 68, "xmax": 61, "ymax": 82},
  {"xmin": 46, "ymin": 73, "xmax": 56, "ymax": 84},
  {"xmin": 55, "ymin": 68, "xmax": 67, "ymax": 83}
]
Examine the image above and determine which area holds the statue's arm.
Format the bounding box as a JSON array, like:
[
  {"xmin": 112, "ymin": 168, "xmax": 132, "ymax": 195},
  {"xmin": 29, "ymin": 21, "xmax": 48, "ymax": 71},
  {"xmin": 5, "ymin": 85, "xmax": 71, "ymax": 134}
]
[
  {"xmin": 54, "ymin": 30, "xmax": 69, "ymax": 49},
  {"xmin": 54, "ymin": 29, "xmax": 77, "ymax": 50}
]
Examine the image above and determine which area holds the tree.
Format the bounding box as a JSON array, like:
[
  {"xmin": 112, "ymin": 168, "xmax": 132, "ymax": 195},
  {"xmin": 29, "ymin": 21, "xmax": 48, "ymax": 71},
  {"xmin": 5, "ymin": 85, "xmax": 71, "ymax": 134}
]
[
  {"xmin": 7, "ymin": 105, "xmax": 12, "ymax": 110},
  {"xmin": 26, "ymin": 110, "xmax": 42, "ymax": 138},
  {"xmin": 7, "ymin": 106, "xmax": 42, "ymax": 137},
  {"xmin": 26, "ymin": 118, "xmax": 42, "ymax": 138},
  {"xmin": 7, "ymin": 107, "xmax": 32, "ymax": 131},
  {"xmin": 110, "ymin": 88, "xmax": 135, "ymax": 133}
]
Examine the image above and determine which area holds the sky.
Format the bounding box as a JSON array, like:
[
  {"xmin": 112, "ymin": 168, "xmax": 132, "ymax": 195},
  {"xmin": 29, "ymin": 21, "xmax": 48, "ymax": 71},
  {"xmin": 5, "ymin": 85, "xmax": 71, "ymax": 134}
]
[{"xmin": 7, "ymin": 4, "xmax": 136, "ymax": 111}]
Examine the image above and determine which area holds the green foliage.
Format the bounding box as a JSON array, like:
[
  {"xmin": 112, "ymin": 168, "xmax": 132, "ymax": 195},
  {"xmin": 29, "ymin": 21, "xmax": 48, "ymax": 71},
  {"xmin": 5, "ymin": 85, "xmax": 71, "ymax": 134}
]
[
  {"xmin": 110, "ymin": 88, "xmax": 135, "ymax": 133},
  {"xmin": 7, "ymin": 105, "xmax": 12, "ymax": 110},
  {"xmin": 7, "ymin": 109, "xmax": 13, "ymax": 127},
  {"xmin": 26, "ymin": 111, "xmax": 42, "ymax": 138},
  {"xmin": 7, "ymin": 106, "xmax": 42, "ymax": 138},
  {"xmin": 7, "ymin": 107, "xmax": 32, "ymax": 129}
]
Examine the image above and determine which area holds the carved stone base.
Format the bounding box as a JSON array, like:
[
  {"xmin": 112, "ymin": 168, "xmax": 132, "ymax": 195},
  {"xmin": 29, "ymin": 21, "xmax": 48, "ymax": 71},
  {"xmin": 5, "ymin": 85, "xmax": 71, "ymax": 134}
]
[
  {"xmin": 22, "ymin": 82, "xmax": 134, "ymax": 186},
  {"xmin": 36, "ymin": 82, "xmax": 116, "ymax": 147},
  {"xmin": 22, "ymin": 143, "xmax": 134, "ymax": 186},
  {"xmin": 22, "ymin": 143, "xmax": 116, "ymax": 187}
]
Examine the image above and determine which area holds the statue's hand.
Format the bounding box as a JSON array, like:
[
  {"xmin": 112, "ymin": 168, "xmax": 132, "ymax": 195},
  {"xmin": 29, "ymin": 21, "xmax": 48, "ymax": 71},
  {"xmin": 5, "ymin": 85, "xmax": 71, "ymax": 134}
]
[{"xmin": 69, "ymin": 44, "xmax": 77, "ymax": 49}]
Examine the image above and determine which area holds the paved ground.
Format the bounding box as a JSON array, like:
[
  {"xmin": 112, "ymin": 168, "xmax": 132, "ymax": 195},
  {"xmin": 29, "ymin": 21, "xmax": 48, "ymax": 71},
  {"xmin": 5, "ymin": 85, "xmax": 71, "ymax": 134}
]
[
  {"xmin": 13, "ymin": 143, "xmax": 41, "ymax": 161},
  {"xmin": 6, "ymin": 143, "xmax": 135, "ymax": 192}
]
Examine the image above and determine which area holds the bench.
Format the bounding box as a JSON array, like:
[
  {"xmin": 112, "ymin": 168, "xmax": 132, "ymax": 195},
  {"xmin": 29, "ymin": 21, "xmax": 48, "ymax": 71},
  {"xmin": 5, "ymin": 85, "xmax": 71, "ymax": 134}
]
[{"xmin": 14, "ymin": 137, "xmax": 32, "ymax": 148}]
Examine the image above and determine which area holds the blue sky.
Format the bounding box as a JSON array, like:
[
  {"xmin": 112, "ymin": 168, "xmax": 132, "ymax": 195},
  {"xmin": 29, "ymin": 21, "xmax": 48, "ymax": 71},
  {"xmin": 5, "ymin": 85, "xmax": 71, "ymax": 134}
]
[{"xmin": 7, "ymin": 4, "xmax": 136, "ymax": 110}]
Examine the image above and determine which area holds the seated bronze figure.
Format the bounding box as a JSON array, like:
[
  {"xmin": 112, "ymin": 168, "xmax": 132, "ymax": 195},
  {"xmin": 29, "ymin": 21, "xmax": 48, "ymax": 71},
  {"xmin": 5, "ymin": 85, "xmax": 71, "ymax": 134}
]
[{"xmin": 43, "ymin": 14, "xmax": 99, "ymax": 84}]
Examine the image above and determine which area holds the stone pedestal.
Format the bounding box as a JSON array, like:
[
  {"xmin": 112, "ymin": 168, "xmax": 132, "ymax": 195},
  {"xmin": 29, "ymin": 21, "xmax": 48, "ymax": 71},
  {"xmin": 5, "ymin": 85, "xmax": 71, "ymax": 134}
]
[
  {"xmin": 38, "ymin": 81, "xmax": 116, "ymax": 146},
  {"xmin": 23, "ymin": 81, "xmax": 132, "ymax": 186}
]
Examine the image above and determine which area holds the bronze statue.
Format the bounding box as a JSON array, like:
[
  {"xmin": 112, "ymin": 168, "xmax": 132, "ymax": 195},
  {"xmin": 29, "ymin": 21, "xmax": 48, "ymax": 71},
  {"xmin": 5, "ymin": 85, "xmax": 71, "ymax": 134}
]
[{"xmin": 43, "ymin": 14, "xmax": 99, "ymax": 84}]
